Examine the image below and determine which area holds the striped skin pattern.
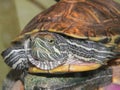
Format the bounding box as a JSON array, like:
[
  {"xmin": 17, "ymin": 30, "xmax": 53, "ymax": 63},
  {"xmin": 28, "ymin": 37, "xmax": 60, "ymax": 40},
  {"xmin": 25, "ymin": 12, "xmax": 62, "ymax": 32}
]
[
  {"xmin": 1, "ymin": 46, "xmax": 29, "ymax": 70},
  {"xmin": 29, "ymin": 32, "xmax": 69, "ymax": 70},
  {"xmin": 1, "ymin": 31, "xmax": 118, "ymax": 70}
]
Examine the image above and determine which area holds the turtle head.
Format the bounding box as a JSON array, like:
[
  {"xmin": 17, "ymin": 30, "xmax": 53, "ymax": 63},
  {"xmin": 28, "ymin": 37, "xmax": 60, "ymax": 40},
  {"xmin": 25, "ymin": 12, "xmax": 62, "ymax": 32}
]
[
  {"xmin": 1, "ymin": 31, "xmax": 69, "ymax": 70},
  {"xmin": 29, "ymin": 31, "xmax": 69, "ymax": 70}
]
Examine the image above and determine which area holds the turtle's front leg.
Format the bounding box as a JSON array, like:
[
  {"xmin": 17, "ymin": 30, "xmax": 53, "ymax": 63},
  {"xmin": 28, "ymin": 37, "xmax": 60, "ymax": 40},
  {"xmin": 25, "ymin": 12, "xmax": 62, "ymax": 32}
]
[{"xmin": 1, "ymin": 46, "xmax": 30, "ymax": 70}]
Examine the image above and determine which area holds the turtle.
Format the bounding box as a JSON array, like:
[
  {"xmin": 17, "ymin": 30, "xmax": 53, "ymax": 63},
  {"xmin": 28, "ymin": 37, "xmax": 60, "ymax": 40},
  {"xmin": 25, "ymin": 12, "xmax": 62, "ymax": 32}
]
[{"xmin": 1, "ymin": 0, "xmax": 120, "ymax": 74}]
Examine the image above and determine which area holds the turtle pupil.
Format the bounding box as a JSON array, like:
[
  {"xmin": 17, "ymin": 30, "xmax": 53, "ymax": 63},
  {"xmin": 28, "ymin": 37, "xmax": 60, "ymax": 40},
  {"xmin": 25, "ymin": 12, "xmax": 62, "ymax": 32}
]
[{"xmin": 49, "ymin": 39, "xmax": 54, "ymax": 44}]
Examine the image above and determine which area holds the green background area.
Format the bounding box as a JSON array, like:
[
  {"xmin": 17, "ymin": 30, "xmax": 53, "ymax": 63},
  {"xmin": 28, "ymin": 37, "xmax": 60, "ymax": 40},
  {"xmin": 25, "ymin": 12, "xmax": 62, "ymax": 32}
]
[{"xmin": 0, "ymin": 0, "xmax": 120, "ymax": 89}]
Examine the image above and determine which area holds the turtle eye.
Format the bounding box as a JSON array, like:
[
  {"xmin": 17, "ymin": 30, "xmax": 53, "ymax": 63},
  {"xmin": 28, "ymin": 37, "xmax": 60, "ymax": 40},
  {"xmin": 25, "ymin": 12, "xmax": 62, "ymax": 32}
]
[
  {"xmin": 43, "ymin": 34, "xmax": 55, "ymax": 44},
  {"xmin": 48, "ymin": 39, "xmax": 54, "ymax": 44}
]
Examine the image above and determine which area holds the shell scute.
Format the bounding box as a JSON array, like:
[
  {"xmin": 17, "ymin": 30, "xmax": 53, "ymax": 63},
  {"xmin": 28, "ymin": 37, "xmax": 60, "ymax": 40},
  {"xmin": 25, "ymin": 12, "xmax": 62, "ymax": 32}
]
[{"xmin": 20, "ymin": 0, "xmax": 120, "ymax": 40}]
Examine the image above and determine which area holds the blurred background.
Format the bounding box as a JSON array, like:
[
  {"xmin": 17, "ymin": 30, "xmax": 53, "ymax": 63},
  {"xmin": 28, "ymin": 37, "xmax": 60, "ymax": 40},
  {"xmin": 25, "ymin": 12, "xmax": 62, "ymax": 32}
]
[
  {"xmin": 0, "ymin": 0, "xmax": 120, "ymax": 90},
  {"xmin": 0, "ymin": 0, "xmax": 56, "ymax": 89}
]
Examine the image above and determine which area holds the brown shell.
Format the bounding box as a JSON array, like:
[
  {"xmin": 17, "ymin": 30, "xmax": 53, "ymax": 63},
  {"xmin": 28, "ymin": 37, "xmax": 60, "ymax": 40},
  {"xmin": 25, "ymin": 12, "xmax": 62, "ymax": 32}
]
[
  {"xmin": 15, "ymin": 0, "xmax": 120, "ymax": 49},
  {"xmin": 22, "ymin": 0, "xmax": 120, "ymax": 37}
]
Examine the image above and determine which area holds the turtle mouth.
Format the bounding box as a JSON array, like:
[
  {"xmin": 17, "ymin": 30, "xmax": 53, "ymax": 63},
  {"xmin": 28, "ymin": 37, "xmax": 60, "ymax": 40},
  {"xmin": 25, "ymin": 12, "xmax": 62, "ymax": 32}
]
[{"xmin": 29, "ymin": 59, "xmax": 102, "ymax": 73}]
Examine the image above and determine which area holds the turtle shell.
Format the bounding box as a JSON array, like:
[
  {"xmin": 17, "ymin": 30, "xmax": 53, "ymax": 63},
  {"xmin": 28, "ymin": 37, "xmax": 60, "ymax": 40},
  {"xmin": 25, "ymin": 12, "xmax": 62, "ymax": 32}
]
[
  {"xmin": 14, "ymin": 0, "xmax": 120, "ymax": 49},
  {"xmin": 11, "ymin": 0, "xmax": 120, "ymax": 73}
]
